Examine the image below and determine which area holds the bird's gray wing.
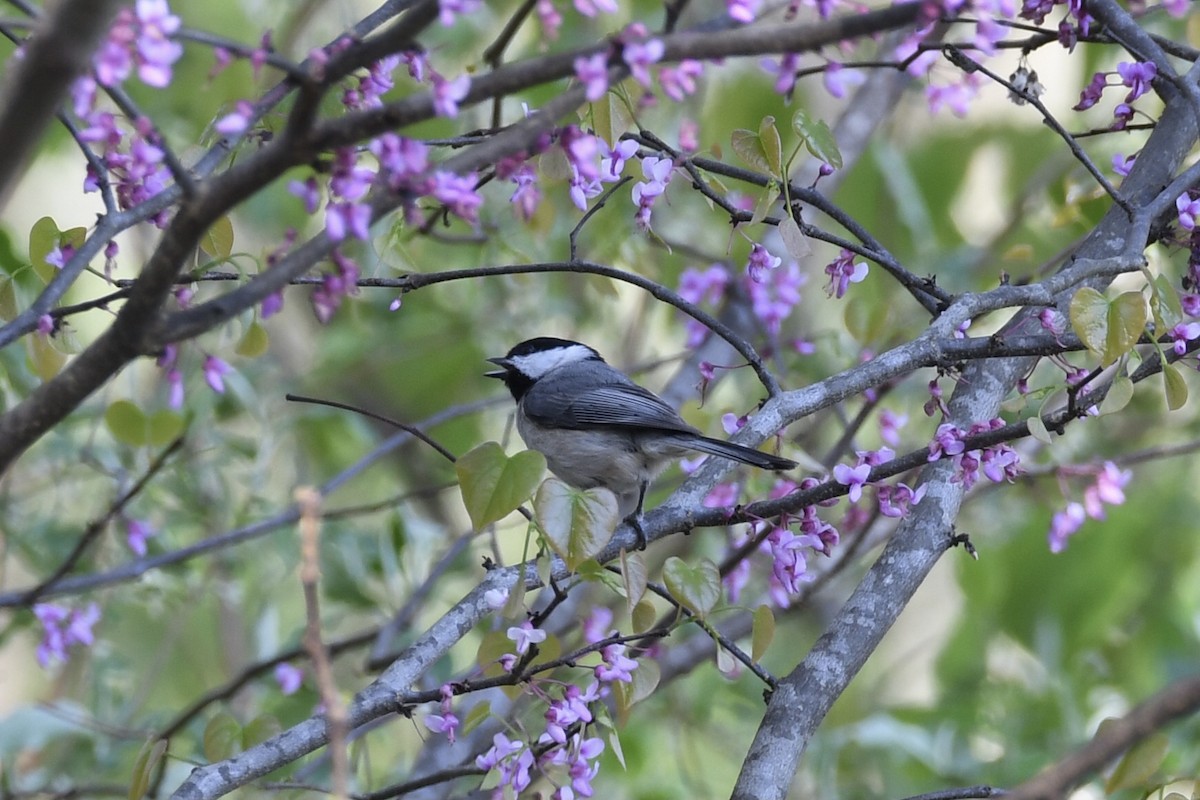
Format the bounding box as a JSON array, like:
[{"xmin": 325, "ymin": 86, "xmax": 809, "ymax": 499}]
[{"xmin": 523, "ymin": 382, "xmax": 697, "ymax": 433}]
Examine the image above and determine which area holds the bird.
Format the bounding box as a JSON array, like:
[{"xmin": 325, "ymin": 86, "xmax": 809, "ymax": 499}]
[{"xmin": 485, "ymin": 336, "xmax": 795, "ymax": 548}]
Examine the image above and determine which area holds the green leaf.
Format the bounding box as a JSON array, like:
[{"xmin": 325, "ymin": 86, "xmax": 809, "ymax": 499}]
[
  {"xmin": 662, "ymin": 557, "xmax": 721, "ymax": 618},
  {"xmin": 716, "ymin": 646, "xmax": 737, "ymax": 675},
  {"xmin": 631, "ymin": 597, "xmax": 656, "ymax": 633},
  {"xmin": 242, "ymin": 714, "xmax": 281, "ymax": 749},
  {"xmin": 129, "ymin": 738, "xmax": 167, "ymax": 800},
  {"xmin": 751, "ymin": 604, "xmax": 775, "ymax": 661},
  {"xmin": 1027, "ymin": 414, "xmax": 1052, "ymax": 444},
  {"xmin": 627, "ymin": 658, "xmax": 659, "ymax": 705},
  {"xmin": 1099, "ymin": 375, "xmax": 1134, "ymax": 415},
  {"xmin": 456, "ymin": 443, "xmax": 546, "ymax": 530},
  {"xmin": 1163, "ymin": 363, "xmax": 1188, "ymax": 410},
  {"xmin": 731, "ymin": 127, "xmax": 774, "ymax": 175},
  {"xmin": 749, "ymin": 181, "xmax": 780, "ymax": 226},
  {"xmin": 105, "ymin": 400, "xmax": 148, "ymax": 447},
  {"xmin": 147, "ymin": 409, "xmax": 184, "ymax": 447},
  {"xmin": 0, "ymin": 276, "xmax": 19, "ymax": 321},
  {"xmin": 202, "ymin": 711, "xmax": 242, "ymax": 762},
  {"xmin": 28, "ymin": 217, "xmax": 60, "ymax": 284},
  {"xmin": 476, "ymin": 629, "xmax": 520, "ymax": 692},
  {"xmin": 462, "ymin": 700, "xmax": 492, "ymax": 735},
  {"xmin": 792, "ymin": 110, "xmax": 843, "ymax": 169},
  {"xmin": 199, "ymin": 216, "xmax": 235, "ymax": 260},
  {"xmin": 534, "ymin": 478, "xmax": 618, "ymax": 570},
  {"xmin": 1105, "ymin": 730, "xmax": 1169, "ymax": 793},
  {"xmin": 235, "ymin": 321, "xmax": 269, "ymax": 357},
  {"xmin": 1069, "ymin": 286, "xmax": 1109, "ymax": 359},
  {"xmin": 28, "ymin": 218, "xmax": 84, "ymax": 284},
  {"xmin": 1151, "ymin": 273, "xmax": 1184, "ymax": 332},
  {"xmin": 758, "ymin": 115, "xmax": 783, "ymax": 175},
  {"xmin": 1105, "ymin": 291, "xmax": 1145, "ymax": 364},
  {"xmin": 607, "ymin": 727, "xmax": 626, "ymax": 769},
  {"xmin": 778, "ymin": 214, "xmax": 811, "ymax": 261},
  {"xmin": 27, "ymin": 331, "xmax": 65, "ymax": 380},
  {"xmin": 620, "ymin": 548, "xmax": 647, "ymax": 615}
]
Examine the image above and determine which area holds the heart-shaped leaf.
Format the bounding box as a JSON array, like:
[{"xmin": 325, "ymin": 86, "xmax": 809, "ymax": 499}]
[
  {"xmin": 534, "ymin": 478, "xmax": 618, "ymax": 570},
  {"xmin": 778, "ymin": 214, "xmax": 811, "ymax": 261},
  {"xmin": 1068, "ymin": 287, "xmax": 1147, "ymax": 366},
  {"xmin": 1105, "ymin": 291, "xmax": 1145, "ymax": 364},
  {"xmin": 202, "ymin": 711, "xmax": 242, "ymax": 762},
  {"xmin": 663, "ymin": 556, "xmax": 721, "ymax": 618},
  {"xmin": 129, "ymin": 738, "xmax": 167, "ymax": 800},
  {"xmin": 106, "ymin": 400, "xmax": 148, "ymax": 446},
  {"xmin": 456, "ymin": 442, "xmax": 545, "ymax": 530},
  {"xmin": 1150, "ymin": 273, "xmax": 1183, "ymax": 332},
  {"xmin": 1105, "ymin": 729, "xmax": 1168, "ymax": 793},
  {"xmin": 758, "ymin": 115, "xmax": 783, "ymax": 175},
  {"xmin": 792, "ymin": 110, "xmax": 843, "ymax": 169},
  {"xmin": 1099, "ymin": 375, "xmax": 1134, "ymax": 416},
  {"xmin": 1069, "ymin": 286, "xmax": 1108, "ymax": 358},
  {"xmin": 732, "ymin": 127, "xmax": 774, "ymax": 174},
  {"xmin": 236, "ymin": 321, "xmax": 269, "ymax": 358},
  {"xmin": 199, "ymin": 215, "xmax": 235, "ymax": 261},
  {"xmin": 620, "ymin": 548, "xmax": 647, "ymax": 615},
  {"xmin": 631, "ymin": 597, "xmax": 656, "ymax": 632},
  {"xmin": 241, "ymin": 714, "xmax": 281, "ymax": 748},
  {"xmin": 1163, "ymin": 363, "xmax": 1188, "ymax": 410}
]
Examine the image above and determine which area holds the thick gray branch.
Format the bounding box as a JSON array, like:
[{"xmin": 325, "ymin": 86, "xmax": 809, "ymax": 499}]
[
  {"xmin": 0, "ymin": 0, "xmax": 123, "ymax": 209},
  {"xmin": 728, "ymin": 51, "xmax": 1200, "ymax": 800}
]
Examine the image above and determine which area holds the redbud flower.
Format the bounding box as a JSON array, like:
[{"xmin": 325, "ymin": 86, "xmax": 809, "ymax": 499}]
[
  {"xmin": 506, "ymin": 621, "xmax": 546, "ymax": 655},
  {"xmin": 574, "ymin": 53, "xmax": 609, "ymax": 102},
  {"xmin": 203, "ymin": 355, "xmax": 232, "ymax": 393},
  {"xmin": 274, "ymin": 663, "xmax": 303, "ymax": 695}
]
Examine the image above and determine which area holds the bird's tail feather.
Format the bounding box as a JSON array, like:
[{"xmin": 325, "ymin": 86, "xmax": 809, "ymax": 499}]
[{"xmin": 687, "ymin": 435, "xmax": 796, "ymax": 471}]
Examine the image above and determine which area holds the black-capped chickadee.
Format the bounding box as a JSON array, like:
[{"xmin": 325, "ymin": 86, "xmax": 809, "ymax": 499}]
[{"xmin": 486, "ymin": 337, "xmax": 796, "ymax": 548}]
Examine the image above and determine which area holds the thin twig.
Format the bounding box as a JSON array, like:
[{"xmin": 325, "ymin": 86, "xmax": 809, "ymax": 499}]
[{"xmin": 296, "ymin": 487, "xmax": 350, "ymax": 799}]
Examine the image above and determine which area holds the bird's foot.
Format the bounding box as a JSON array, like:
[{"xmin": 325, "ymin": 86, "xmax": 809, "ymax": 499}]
[{"xmin": 623, "ymin": 512, "xmax": 647, "ymax": 551}]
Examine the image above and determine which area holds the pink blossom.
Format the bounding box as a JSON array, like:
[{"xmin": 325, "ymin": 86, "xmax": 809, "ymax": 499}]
[
  {"xmin": 833, "ymin": 463, "xmax": 871, "ymax": 502},
  {"xmin": 1048, "ymin": 501, "xmax": 1085, "ymax": 552},
  {"xmin": 432, "ymin": 73, "xmax": 471, "ymax": 118},
  {"xmin": 659, "ymin": 60, "xmax": 703, "ymax": 102},
  {"xmin": 203, "ymin": 355, "xmax": 232, "ymax": 393},
  {"xmin": 575, "ymin": 53, "xmax": 610, "ymax": 102},
  {"xmin": 622, "ymin": 39, "xmax": 664, "ymax": 88},
  {"xmin": 439, "ymin": 0, "xmax": 483, "ymax": 26},
  {"xmin": 823, "ymin": 62, "xmax": 865, "ymax": 99},
  {"xmin": 288, "ymin": 177, "xmax": 321, "ymax": 214},
  {"xmin": 429, "ymin": 171, "xmax": 483, "ymax": 222},
  {"xmin": 824, "ymin": 249, "xmax": 868, "ymax": 298},
  {"xmin": 214, "ymin": 100, "xmax": 255, "ymax": 136},
  {"xmin": 727, "ymin": 0, "xmax": 763, "ymax": 21},
  {"xmin": 536, "ymin": 0, "xmax": 563, "ymax": 37},
  {"xmin": 274, "ymin": 663, "xmax": 303, "ymax": 695},
  {"xmin": 506, "ymin": 621, "xmax": 547, "ymax": 654},
  {"xmin": 126, "ymin": 518, "xmax": 156, "ymax": 556},
  {"xmin": 574, "ymin": 0, "xmax": 618, "ymax": 16},
  {"xmin": 582, "ymin": 606, "xmax": 613, "ymax": 644}
]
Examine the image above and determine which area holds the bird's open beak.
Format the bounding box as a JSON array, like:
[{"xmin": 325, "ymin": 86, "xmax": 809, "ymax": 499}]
[{"xmin": 484, "ymin": 356, "xmax": 510, "ymax": 380}]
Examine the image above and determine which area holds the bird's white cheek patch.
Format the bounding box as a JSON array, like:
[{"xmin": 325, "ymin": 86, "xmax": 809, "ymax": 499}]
[{"xmin": 509, "ymin": 344, "xmax": 597, "ymax": 378}]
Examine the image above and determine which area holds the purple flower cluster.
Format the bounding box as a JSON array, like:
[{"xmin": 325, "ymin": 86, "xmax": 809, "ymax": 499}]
[
  {"xmin": 424, "ymin": 683, "xmax": 460, "ymax": 743},
  {"xmin": 33, "ymin": 602, "xmax": 100, "ymax": 668},
  {"xmin": 677, "ymin": 258, "xmax": 804, "ymax": 346},
  {"xmin": 94, "ymin": 0, "xmax": 183, "ymax": 89},
  {"xmin": 823, "ymin": 249, "xmax": 868, "ymax": 299},
  {"xmin": 1074, "ymin": 61, "xmax": 1157, "ymax": 129},
  {"xmin": 1048, "ymin": 461, "xmax": 1131, "ymax": 552},
  {"xmin": 928, "ymin": 419, "xmax": 1021, "ymax": 489}
]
